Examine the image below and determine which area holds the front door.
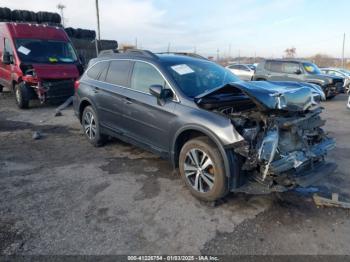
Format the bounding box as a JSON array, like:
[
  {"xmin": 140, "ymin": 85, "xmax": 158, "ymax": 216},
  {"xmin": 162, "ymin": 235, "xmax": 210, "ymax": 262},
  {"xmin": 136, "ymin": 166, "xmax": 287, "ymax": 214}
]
[
  {"xmin": 0, "ymin": 38, "xmax": 14, "ymax": 87},
  {"xmin": 121, "ymin": 61, "xmax": 177, "ymax": 153}
]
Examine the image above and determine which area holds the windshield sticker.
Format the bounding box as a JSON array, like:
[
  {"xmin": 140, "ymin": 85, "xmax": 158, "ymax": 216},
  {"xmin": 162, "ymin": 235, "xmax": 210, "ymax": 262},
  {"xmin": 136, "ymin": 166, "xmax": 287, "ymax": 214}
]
[
  {"xmin": 17, "ymin": 46, "xmax": 31, "ymax": 55},
  {"xmin": 171, "ymin": 64, "xmax": 195, "ymax": 75},
  {"xmin": 304, "ymin": 65, "xmax": 315, "ymax": 73},
  {"xmin": 49, "ymin": 57, "xmax": 58, "ymax": 63},
  {"xmin": 60, "ymin": 58, "xmax": 74, "ymax": 63}
]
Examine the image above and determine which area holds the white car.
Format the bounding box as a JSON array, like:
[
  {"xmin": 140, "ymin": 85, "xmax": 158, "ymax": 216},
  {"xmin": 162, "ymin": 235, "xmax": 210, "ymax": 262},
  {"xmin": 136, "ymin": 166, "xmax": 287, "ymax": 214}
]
[
  {"xmin": 226, "ymin": 64, "xmax": 255, "ymax": 81},
  {"xmin": 321, "ymin": 68, "xmax": 350, "ymax": 94}
]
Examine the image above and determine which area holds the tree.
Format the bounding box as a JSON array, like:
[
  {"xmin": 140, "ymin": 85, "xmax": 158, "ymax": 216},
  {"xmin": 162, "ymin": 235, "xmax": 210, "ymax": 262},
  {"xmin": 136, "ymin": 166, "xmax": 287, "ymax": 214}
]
[{"xmin": 284, "ymin": 47, "xmax": 296, "ymax": 58}]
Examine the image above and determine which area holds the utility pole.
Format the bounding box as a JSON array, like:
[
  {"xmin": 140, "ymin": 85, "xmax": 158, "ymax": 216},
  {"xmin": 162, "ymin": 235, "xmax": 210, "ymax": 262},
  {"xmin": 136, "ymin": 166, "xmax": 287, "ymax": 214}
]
[
  {"xmin": 167, "ymin": 43, "xmax": 171, "ymax": 53},
  {"xmin": 228, "ymin": 44, "xmax": 232, "ymax": 59},
  {"xmin": 216, "ymin": 48, "xmax": 220, "ymax": 62},
  {"xmin": 135, "ymin": 38, "xmax": 138, "ymax": 49},
  {"xmin": 238, "ymin": 49, "xmax": 241, "ymax": 64},
  {"xmin": 57, "ymin": 3, "xmax": 66, "ymax": 27},
  {"xmin": 95, "ymin": 0, "xmax": 101, "ymax": 56},
  {"xmin": 342, "ymin": 33, "xmax": 346, "ymax": 68}
]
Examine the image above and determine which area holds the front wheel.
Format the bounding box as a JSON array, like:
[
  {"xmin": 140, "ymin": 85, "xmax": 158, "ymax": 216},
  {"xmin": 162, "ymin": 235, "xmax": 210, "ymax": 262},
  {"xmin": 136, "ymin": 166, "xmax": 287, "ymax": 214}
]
[
  {"xmin": 14, "ymin": 82, "xmax": 30, "ymax": 109},
  {"xmin": 179, "ymin": 137, "xmax": 229, "ymax": 201},
  {"xmin": 82, "ymin": 106, "xmax": 106, "ymax": 147}
]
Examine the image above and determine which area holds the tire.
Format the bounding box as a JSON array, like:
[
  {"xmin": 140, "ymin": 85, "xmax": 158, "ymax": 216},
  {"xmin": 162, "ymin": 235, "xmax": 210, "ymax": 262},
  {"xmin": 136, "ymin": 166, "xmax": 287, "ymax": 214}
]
[
  {"xmin": 0, "ymin": 7, "xmax": 11, "ymax": 20},
  {"xmin": 14, "ymin": 83, "xmax": 30, "ymax": 109},
  {"xmin": 11, "ymin": 10, "xmax": 22, "ymax": 21},
  {"xmin": 179, "ymin": 136, "xmax": 229, "ymax": 201},
  {"xmin": 0, "ymin": 86, "xmax": 3, "ymax": 93},
  {"xmin": 82, "ymin": 106, "xmax": 106, "ymax": 147}
]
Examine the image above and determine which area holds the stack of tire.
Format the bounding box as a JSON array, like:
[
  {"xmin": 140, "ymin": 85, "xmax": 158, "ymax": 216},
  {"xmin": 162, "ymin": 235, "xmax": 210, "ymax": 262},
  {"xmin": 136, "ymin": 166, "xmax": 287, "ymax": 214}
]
[
  {"xmin": 0, "ymin": 7, "xmax": 61, "ymax": 24},
  {"xmin": 64, "ymin": 27, "xmax": 96, "ymax": 40}
]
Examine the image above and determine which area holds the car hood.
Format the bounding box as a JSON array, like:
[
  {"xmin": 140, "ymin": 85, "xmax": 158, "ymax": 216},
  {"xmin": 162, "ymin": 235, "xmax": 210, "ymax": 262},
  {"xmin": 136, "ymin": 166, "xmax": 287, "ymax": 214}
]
[
  {"xmin": 195, "ymin": 81, "xmax": 326, "ymax": 112},
  {"xmin": 32, "ymin": 64, "xmax": 80, "ymax": 79}
]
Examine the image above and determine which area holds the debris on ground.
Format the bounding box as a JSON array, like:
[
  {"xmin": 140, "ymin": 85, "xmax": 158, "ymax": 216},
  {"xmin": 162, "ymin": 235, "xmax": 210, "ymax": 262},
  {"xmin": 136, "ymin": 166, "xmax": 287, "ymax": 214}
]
[
  {"xmin": 313, "ymin": 193, "xmax": 350, "ymax": 209},
  {"xmin": 32, "ymin": 131, "xmax": 43, "ymax": 140},
  {"xmin": 54, "ymin": 96, "xmax": 73, "ymax": 117}
]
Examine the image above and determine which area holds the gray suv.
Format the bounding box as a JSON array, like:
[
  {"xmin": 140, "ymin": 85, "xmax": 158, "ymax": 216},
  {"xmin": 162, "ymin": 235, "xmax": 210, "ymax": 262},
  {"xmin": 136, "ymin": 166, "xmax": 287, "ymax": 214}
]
[
  {"xmin": 253, "ymin": 59, "xmax": 344, "ymax": 99},
  {"xmin": 73, "ymin": 50, "xmax": 335, "ymax": 201}
]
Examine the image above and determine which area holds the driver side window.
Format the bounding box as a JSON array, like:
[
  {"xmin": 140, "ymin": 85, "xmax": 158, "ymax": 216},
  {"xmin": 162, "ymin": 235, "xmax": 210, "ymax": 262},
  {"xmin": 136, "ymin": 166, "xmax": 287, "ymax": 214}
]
[{"xmin": 131, "ymin": 62, "xmax": 171, "ymax": 96}]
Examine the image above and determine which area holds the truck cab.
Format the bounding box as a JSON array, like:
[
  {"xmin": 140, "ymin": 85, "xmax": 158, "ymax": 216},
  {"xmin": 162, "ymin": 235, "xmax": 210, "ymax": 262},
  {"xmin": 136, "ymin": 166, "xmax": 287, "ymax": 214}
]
[{"xmin": 0, "ymin": 22, "xmax": 83, "ymax": 108}]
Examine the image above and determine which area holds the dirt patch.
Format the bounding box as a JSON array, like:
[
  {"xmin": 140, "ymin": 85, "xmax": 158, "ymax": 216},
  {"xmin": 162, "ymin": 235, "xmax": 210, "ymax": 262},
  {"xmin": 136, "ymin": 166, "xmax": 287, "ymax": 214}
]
[{"xmin": 202, "ymin": 192, "xmax": 350, "ymax": 255}]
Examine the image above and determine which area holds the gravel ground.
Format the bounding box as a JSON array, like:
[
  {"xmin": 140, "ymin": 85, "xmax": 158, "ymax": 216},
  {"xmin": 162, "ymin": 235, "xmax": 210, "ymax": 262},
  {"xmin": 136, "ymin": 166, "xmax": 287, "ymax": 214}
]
[{"xmin": 0, "ymin": 92, "xmax": 349, "ymax": 255}]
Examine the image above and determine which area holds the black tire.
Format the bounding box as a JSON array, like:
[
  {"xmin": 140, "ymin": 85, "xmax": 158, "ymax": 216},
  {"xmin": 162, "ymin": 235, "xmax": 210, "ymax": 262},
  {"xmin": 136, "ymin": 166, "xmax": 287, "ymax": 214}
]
[
  {"xmin": 0, "ymin": 86, "xmax": 3, "ymax": 93},
  {"xmin": 0, "ymin": 7, "xmax": 11, "ymax": 20},
  {"xmin": 14, "ymin": 83, "xmax": 30, "ymax": 109},
  {"xmin": 11, "ymin": 10, "xmax": 22, "ymax": 21},
  {"xmin": 179, "ymin": 136, "xmax": 229, "ymax": 201},
  {"xmin": 82, "ymin": 106, "xmax": 106, "ymax": 147}
]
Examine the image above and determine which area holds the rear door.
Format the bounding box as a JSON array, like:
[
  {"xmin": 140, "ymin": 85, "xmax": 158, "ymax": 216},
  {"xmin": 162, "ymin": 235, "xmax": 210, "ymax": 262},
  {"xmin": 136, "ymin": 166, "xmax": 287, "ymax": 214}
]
[
  {"xmin": 96, "ymin": 60, "xmax": 133, "ymax": 133},
  {"xmin": 121, "ymin": 61, "xmax": 177, "ymax": 153},
  {"xmin": 265, "ymin": 61, "xmax": 285, "ymax": 81}
]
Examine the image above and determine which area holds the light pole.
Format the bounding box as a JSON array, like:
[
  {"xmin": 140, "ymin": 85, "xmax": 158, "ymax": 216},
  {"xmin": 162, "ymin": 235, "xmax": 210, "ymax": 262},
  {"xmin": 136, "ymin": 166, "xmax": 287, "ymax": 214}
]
[
  {"xmin": 95, "ymin": 0, "xmax": 101, "ymax": 56},
  {"xmin": 57, "ymin": 3, "xmax": 66, "ymax": 27}
]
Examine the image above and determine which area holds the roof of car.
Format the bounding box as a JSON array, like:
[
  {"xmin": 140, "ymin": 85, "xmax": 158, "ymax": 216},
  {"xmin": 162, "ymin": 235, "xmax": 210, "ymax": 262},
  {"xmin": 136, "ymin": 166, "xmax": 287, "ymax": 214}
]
[
  {"xmin": 1, "ymin": 22, "xmax": 68, "ymax": 41},
  {"xmin": 265, "ymin": 58, "xmax": 311, "ymax": 63},
  {"xmin": 96, "ymin": 49, "xmax": 210, "ymax": 64}
]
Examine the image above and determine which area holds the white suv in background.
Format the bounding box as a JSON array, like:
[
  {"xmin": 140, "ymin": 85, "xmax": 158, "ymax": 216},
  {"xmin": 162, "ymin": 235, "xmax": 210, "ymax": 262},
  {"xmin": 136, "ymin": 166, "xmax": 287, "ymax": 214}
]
[{"xmin": 226, "ymin": 64, "xmax": 255, "ymax": 81}]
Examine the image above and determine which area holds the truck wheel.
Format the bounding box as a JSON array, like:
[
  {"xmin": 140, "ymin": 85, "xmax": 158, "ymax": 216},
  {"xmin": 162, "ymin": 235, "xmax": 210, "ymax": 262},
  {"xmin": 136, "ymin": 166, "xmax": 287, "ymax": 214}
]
[
  {"xmin": 82, "ymin": 106, "xmax": 106, "ymax": 147},
  {"xmin": 14, "ymin": 83, "xmax": 30, "ymax": 109},
  {"xmin": 179, "ymin": 136, "xmax": 229, "ymax": 201}
]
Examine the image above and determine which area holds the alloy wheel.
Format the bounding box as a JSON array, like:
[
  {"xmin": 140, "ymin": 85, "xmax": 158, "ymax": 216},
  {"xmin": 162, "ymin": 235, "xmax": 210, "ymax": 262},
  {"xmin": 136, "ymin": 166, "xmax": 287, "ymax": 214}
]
[
  {"xmin": 83, "ymin": 111, "xmax": 97, "ymax": 140},
  {"xmin": 184, "ymin": 148, "xmax": 215, "ymax": 193}
]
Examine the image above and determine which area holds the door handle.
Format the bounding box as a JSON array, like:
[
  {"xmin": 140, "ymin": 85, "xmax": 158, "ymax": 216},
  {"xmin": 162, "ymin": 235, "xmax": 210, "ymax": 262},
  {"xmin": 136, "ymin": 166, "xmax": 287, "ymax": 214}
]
[
  {"xmin": 92, "ymin": 87, "xmax": 99, "ymax": 93},
  {"xmin": 123, "ymin": 97, "xmax": 133, "ymax": 105}
]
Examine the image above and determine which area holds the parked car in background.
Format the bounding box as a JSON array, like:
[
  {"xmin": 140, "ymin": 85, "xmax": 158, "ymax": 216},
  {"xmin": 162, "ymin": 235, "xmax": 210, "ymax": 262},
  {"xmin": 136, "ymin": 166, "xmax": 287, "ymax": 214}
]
[
  {"xmin": 74, "ymin": 50, "xmax": 335, "ymax": 201},
  {"xmin": 0, "ymin": 22, "xmax": 84, "ymax": 108},
  {"xmin": 226, "ymin": 64, "xmax": 254, "ymax": 81},
  {"xmin": 253, "ymin": 59, "xmax": 344, "ymax": 99},
  {"xmin": 321, "ymin": 68, "xmax": 350, "ymax": 94}
]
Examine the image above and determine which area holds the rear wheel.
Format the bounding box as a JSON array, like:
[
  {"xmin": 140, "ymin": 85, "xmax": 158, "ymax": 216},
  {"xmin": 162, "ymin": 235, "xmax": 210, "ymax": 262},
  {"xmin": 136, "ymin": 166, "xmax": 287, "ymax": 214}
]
[
  {"xmin": 14, "ymin": 83, "xmax": 30, "ymax": 109},
  {"xmin": 179, "ymin": 137, "xmax": 229, "ymax": 201},
  {"xmin": 82, "ymin": 106, "xmax": 106, "ymax": 147}
]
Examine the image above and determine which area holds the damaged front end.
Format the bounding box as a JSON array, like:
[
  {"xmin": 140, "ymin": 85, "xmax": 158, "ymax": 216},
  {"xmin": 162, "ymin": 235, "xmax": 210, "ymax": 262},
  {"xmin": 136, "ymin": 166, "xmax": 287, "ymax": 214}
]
[{"xmin": 195, "ymin": 81, "xmax": 336, "ymax": 192}]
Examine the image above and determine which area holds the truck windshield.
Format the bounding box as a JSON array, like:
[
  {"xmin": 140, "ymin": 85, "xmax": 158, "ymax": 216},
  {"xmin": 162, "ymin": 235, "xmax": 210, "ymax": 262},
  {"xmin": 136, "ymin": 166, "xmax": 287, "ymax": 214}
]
[
  {"xmin": 15, "ymin": 39, "xmax": 78, "ymax": 64},
  {"xmin": 164, "ymin": 60, "xmax": 240, "ymax": 98},
  {"xmin": 303, "ymin": 62, "xmax": 321, "ymax": 75}
]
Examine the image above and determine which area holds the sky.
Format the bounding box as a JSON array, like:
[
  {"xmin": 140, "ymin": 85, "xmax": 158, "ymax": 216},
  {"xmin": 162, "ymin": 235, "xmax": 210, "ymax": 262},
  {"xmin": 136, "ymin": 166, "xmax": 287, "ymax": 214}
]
[{"xmin": 2, "ymin": 0, "xmax": 349, "ymax": 58}]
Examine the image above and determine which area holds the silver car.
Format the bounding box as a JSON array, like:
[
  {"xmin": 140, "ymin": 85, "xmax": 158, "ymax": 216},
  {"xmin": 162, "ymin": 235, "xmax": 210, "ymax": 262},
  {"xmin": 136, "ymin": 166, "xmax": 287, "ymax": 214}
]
[
  {"xmin": 226, "ymin": 64, "xmax": 255, "ymax": 81},
  {"xmin": 321, "ymin": 67, "xmax": 350, "ymax": 94}
]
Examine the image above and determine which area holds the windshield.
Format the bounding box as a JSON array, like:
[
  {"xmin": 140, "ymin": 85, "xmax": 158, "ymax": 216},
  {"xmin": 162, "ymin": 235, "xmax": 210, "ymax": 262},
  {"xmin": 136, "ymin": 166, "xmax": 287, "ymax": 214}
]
[
  {"xmin": 164, "ymin": 60, "xmax": 240, "ymax": 98},
  {"xmin": 15, "ymin": 39, "xmax": 78, "ymax": 64},
  {"xmin": 303, "ymin": 62, "xmax": 321, "ymax": 75}
]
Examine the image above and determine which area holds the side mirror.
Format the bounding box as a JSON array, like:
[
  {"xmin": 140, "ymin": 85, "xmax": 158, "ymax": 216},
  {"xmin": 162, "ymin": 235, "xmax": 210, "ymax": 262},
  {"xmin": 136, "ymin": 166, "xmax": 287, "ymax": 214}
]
[
  {"xmin": 295, "ymin": 69, "xmax": 302, "ymax": 75},
  {"xmin": 2, "ymin": 52, "xmax": 12, "ymax": 65},
  {"xmin": 149, "ymin": 84, "xmax": 173, "ymax": 106}
]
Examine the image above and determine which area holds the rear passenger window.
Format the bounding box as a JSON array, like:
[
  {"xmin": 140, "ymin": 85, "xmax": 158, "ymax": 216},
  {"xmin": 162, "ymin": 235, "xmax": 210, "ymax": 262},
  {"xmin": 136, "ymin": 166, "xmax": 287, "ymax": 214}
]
[
  {"xmin": 105, "ymin": 60, "xmax": 132, "ymax": 87},
  {"xmin": 87, "ymin": 61, "xmax": 109, "ymax": 80},
  {"xmin": 266, "ymin": 61, "xmax": 283, "ymax": 73},
  {"xmin": 131, "ymin": 62, "xmax": 167, "ymax": 94}
]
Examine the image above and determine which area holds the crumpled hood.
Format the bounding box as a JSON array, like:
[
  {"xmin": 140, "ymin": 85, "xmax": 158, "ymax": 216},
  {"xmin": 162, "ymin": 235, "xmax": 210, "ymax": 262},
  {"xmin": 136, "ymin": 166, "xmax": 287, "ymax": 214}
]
[
  {"xmin": 31, "ymin": 64, "xmax": 80, "ymax": 79},
  {"xmin": 196, "ymin": 81, "xmax": 325, "ymax": 112}
]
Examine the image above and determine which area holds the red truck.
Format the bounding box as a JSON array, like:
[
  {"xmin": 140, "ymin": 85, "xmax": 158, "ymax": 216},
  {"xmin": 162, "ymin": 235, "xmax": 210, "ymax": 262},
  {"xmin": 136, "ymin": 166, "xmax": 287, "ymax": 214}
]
[{"xmin": 0, "ymin": 22, "xmax": 83, "ymax": 108}]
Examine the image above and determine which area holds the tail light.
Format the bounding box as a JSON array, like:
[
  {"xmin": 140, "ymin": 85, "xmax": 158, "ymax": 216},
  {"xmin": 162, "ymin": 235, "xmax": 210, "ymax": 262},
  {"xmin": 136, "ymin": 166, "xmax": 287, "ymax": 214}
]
[{"xmin": 74, "ymin": 80, "xmax": 80, "ymax": 91}]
